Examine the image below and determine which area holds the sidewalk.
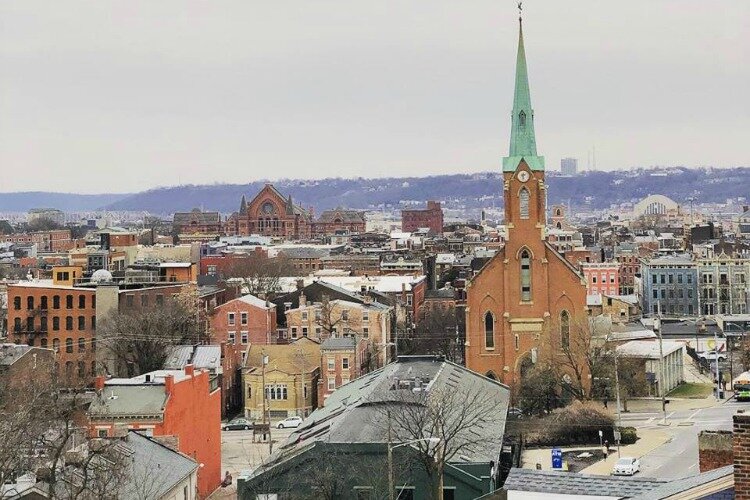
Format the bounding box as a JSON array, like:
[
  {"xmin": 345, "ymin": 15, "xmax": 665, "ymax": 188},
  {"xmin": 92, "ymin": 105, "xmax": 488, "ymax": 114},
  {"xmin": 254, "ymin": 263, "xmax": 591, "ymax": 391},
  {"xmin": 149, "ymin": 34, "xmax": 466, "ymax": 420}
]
[
  {"xmin": 579, "ymin": 428, "xmax": 670, "ymax": 475},
  {"xmin": 591, "ymin": 396, "xmax": 719, "ymax": 415}
]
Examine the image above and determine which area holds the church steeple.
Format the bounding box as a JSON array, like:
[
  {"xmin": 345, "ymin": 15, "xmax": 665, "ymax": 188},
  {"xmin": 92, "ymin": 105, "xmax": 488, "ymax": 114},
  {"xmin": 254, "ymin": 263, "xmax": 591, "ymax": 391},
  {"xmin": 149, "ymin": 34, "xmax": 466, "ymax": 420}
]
[{"xmin": 503, "ymin": 14, "xmax": 544, "ymax": 172}]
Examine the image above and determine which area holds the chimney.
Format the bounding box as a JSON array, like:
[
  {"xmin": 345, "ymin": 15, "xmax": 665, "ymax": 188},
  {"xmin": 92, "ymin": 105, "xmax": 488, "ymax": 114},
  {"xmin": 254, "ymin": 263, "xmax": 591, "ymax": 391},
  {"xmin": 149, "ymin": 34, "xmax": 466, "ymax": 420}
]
[
  {"xmin": 698, "ymin": 430, "xmax": 733, "ymax": 472},
  {"xmin": 296, "ymin": 279, "xmax": 304, "ymax": 290},
  {"xmin": 184, "ymin": 364, "xmax": 195, "ymax": 377},
  {"xmin": 164, "ymin": 374, "xmax": 175, "ymax": 395},
  {"xmin": 734, "ymin": 411, "xmax": 750, "ymax": 498},
  {"xmin": 145, "ymin": 374, "xmax": 152, "ymax": 383},
  {"xmin": 299, "ymin": 293, "xmax": 307, "ymax": 307},
  {"xmin": 95, "ymin": 375, "xmax": 105, "ymax": 391}
]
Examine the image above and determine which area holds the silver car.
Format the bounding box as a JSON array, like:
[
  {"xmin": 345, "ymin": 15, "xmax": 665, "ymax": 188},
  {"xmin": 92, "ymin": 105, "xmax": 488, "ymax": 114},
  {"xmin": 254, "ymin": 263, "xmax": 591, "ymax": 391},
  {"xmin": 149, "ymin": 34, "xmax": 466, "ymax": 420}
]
[{"xmin": 612, "ymin": 457, "xmax": 640, "ymax": 476}]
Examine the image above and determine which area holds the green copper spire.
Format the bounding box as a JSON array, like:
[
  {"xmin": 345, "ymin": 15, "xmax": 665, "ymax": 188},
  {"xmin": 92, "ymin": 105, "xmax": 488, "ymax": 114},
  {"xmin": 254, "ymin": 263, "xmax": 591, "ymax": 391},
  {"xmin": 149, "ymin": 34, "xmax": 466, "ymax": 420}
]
[{"xmin": 503, "ymin": 16, "xmax": 544, "ymax": 172}]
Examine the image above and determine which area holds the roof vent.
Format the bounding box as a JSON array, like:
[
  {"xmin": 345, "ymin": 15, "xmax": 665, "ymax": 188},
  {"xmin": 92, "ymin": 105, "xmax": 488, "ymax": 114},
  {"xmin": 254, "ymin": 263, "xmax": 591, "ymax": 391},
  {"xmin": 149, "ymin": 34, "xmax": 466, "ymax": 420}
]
[{"xmin": 108, "ymin": 390, "xmax": 118, "ymax": 400}]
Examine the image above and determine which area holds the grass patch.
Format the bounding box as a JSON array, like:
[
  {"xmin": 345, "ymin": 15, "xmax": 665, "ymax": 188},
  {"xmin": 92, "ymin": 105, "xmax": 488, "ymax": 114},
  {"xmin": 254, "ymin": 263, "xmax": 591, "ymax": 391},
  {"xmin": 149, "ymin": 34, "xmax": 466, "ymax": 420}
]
[{"xmin": 668, "ymin": 383, "xmax": 714, "ymax": 398}]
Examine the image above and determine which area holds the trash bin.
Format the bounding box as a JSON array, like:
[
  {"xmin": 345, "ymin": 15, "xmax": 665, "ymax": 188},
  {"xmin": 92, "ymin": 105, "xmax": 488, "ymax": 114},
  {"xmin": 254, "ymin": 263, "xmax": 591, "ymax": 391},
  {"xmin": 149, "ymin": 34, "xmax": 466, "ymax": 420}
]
[{"xmin": 715, "ymin": 388, "xmax": 725, "ymax": 399}]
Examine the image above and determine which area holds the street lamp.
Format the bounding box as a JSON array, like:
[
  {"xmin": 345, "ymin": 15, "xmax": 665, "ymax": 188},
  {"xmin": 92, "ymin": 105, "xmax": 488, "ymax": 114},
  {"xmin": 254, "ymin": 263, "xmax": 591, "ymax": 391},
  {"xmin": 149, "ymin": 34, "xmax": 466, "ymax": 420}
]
[{"xmin": 387, "ymin": 437, "xmax": 441, "ymax": 500}]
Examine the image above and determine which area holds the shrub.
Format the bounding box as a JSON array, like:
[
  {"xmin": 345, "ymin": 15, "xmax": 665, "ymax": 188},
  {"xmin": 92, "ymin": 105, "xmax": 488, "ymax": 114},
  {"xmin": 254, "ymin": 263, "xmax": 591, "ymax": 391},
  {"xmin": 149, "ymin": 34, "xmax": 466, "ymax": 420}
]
[
  {"xmin": 618, "ymin": 426, "xmax": 638, "ymax": 445},
  {"xmin": 525, "ymin": 401, "xmax": 615, "ymax": 447}
]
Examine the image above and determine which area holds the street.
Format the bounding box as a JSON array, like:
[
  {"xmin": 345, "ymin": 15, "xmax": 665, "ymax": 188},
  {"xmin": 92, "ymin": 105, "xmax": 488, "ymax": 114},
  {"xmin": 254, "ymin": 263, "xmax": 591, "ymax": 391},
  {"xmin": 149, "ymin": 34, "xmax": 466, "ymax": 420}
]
[{"xmin": 614, "ymin": 398, "xmax": 749, "ymax": 479}]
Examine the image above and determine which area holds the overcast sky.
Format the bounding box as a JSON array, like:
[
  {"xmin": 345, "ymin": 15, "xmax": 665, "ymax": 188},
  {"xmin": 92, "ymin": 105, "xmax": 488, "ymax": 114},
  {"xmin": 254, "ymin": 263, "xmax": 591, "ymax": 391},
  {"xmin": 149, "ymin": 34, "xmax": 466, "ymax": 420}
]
[{"xmin": 0, "ymin": 1, "xmax": 747, "ymax": 194}]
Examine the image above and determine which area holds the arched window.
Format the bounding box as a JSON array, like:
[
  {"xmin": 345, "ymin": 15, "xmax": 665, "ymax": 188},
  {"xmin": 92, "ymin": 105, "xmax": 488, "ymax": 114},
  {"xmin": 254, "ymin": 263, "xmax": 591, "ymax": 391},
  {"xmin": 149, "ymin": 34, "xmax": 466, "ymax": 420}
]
[
  {"xmin": 519, "ymin": 110, "xmax": 526, "ymax": 127},
  {"xmin": 519, "ymin": 188, "xmax": 530, "ymax": 219},
  {"xmin": 555, "ymin": 208, "xmax": 562, "ymax": 216},
  {"xmin": 520, "ymin": 250, "xmax": 532, "ymax": 301},
  {"xmin": 560, "ymin": 310, "xmax": 570, "ymax": 349},
  {"xmin": 484, "ymin": 312, "xmax": 495, "ymax": 349},
  {"xmin": 556, "ymin": 222, "xmax": 562, "ymax": 229},
  {"xmin": 27, "ymin": 296, "xmax": 34, "ymax": 310}
]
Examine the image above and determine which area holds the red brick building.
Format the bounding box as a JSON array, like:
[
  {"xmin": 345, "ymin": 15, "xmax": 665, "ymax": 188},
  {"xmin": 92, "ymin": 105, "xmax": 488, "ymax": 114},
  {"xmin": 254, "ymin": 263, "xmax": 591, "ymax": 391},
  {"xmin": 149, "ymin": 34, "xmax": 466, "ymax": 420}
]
[
  {"xmin": 580, "ymin": 262, "xmax": 621, "ymax": 297},
  {"xmin": 311, "ymin": 209, "xmax": 366, "ymax": 237},
  {"xmin": 173, "ymin": 209, "xmax": 223, "ymax": 243},
  {"xmin": 464, "ymin": 19, "xmax": 588, "ymax": 390},
  {"xmin": 225, "ymin": 184, "xmax": 312, "ymax": 240},
  {"xmin": 317, "ymin": 336, "xmax": 369, "ymax": 407},
  {"xmin": 88, "ymin": 366, "xmax": 221, "ymax": 498},
  {"xmin": 401, "ymin": 201, "xmax": 444, "ymax": 235},
  {"xmin": 4, "ymin": 229, "xmax": 72, "ymax": 252},
  {"xmin": 211, "ymin": 294, "xmax": 277, "ymax": 413}
]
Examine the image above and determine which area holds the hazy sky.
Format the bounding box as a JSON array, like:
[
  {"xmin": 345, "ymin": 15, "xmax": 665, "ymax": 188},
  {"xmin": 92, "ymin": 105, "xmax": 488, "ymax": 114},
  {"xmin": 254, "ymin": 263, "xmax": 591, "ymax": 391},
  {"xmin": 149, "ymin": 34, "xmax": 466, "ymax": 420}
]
[{"xmin": 0, "ymin": 1, "xmax": 747, "ymax": 194}]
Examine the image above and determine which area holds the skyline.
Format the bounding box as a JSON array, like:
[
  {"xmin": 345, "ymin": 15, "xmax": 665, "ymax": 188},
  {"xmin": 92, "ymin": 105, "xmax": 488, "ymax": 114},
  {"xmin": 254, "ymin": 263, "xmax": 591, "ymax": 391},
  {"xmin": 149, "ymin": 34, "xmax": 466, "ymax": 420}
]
[{"xmin": 1, "ymin": 1, "xmax": 748, "ymax": 194}]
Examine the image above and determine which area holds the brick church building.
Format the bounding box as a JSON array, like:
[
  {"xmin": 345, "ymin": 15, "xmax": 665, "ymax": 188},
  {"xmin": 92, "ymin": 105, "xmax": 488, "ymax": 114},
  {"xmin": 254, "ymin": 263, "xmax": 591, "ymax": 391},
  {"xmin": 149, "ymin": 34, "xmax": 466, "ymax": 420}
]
[
  {"xmin": 464, "ymin": 17, "xmax": 588, "ymax": 391},
  {"xmin": 224, "ymin": 184, "xmax": 312, "ymax": 239}
]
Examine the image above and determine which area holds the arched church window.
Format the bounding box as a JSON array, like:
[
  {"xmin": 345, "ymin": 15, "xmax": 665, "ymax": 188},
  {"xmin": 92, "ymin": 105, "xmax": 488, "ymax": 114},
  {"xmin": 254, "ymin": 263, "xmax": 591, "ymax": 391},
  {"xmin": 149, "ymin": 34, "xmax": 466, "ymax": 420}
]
[
  {"xmin": 484, "ymin": 312, "xmax": 494, "ymax": 349},
  {"xmin": 519, "ymin": 110, "xmax": 526, "ymax": 127},
  {"xmin": 560, "ymin": 310, "xmax": 570, "ymax": 349},
  {"xmin": 520, "ymin": 250, "xmax": 531, "ymax": 302},
  {"xmin": 519, "ymin": 188, "xmax": 530, "ymax": 220}
]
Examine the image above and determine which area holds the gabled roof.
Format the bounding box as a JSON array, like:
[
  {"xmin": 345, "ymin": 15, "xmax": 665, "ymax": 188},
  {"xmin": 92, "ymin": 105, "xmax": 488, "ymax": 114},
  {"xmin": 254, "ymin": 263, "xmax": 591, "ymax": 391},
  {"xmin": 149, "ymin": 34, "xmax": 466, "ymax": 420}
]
[
  {"xmin": 321, "ymin": 337, "xmax": 357, "ymax": 351},
  {"xmin": 237, "ymin": 293, "xmax": 275, "ymax": 310},
  {"xmin": 317, "ymin": 210, "xmax": 365, "ymax": 224},
  {"xmin": 173, "ymin": 210, "xmax": 221, "ymax": 225},
  {"xmin": 245, "ymin": 338, "xmax": 321, "ymax": 375}
]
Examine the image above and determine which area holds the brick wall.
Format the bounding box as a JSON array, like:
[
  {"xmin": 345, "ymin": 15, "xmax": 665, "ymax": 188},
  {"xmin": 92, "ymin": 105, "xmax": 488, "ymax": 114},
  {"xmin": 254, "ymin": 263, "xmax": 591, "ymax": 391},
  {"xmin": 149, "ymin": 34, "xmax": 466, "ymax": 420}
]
[
  {"xmin": 699, "ymin": 430, "xmax": 733, "ymax": 472},
  {"xmin": 734, "ymin": 412, "xmax": 750, "ymax": 499}
]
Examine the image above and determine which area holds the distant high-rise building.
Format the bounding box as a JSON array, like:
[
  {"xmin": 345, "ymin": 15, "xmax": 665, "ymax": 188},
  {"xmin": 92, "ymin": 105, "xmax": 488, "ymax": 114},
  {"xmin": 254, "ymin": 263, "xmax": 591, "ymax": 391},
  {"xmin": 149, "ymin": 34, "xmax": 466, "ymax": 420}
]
[{"xmin": 561, "ymin": 157, "xmax": 578, "ymax": 176}]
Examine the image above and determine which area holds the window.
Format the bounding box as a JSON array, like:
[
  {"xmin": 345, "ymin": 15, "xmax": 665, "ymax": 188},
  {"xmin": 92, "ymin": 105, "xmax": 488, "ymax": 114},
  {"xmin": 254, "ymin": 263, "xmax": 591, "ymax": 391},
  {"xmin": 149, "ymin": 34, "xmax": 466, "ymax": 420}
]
[
  {"xmin": 363, "ymin": 327, "xmax": 369, "ymax": 338},
  {"xmin": 13, "ymin": 318, "xmax": 21, "ymax": 333},
  {"xmin": 519, "ymin": 188, "xmax": 530, "ymax": 219},
  {"xmin": 342, "ymin": 310, "xmax": 349, "ymax": 321},
  {"xmin": 660, "ymin": 274, "xmax": 665, "ymax": 285},
  {"xmin": 156, "ymin": 294, "xmax": 164, "ymax": 306},
  {"xmin": 228, "ymin": 312, "xmax": 236, "ymax": 326},
  {"xmin": 65, "ymin": 316, "xmax": 73, "ymax": 330},
  {"xmin": 126, "ymin": 295, "xmax": 134, "ymax": 307},
  {"xmin": 53, "ymin": 317, "xmax": 60, "ymax": 331},
  {"xmin": 652, "ymin": 290, "xmax": 658, "ymax": 299},
  {"xmin": 678, "ymin": 274, "xmax": 683, "ymax": 284},
  {"xmin": 315, "ymin": 309, "xmax": 322, "ymax": 321},
  {"xmin": 316, "ymin": 327, "xmax": 322, "ymax": 336},
  {"xmin": 302, "ymin": 327, "xmax": 308, "ymax": 337},
  {"xmin": 65, "ymin": 338, "xmax": 73, "ymax": 353},
  {"xmin": 26, "ymin": 296, "xmax": 34, "ymax": 310},
  {"xmin": 514, "ymin": 334, "xmax": 520, "ymax": 350},
  {"xmin": 53, "ymin": 338, "xmax": 60, "ymax": 351},
  {"xmin": 687, "ymin": 274, "xmax": 693, "ymax": 284},
  {"xmin": 91, "ymin": 338, "xmax": 96, "ymax": 352},
  {"xmin": 328, "ymin": 357, "xmax": 335, "ymax": 371},
  {"xmin": 26, "ymin": 317, "xmax": 34, "ymax": 331},
  {"xmin": 241, "ymin": 312, "xmax": 248, "ymax": 325},
  {"xmin": 78, "ymin": 316, "xmax": 85, "ymax": 330},
  {"xmin": 66, "ymin": 295, "xmax": 73, "ymax": 309},
  {"xmin": 265, "ymin": 384, "xmax": 288, "ymax": 400},
  {"xmin": 406, "ymin": 294, "xmax": 413, "ymax": 306},
  {"xmin": 303, "ymin": 386, "xmax": 308, "ymax": 399},
  {"xmin": 520, "ymin": 250, "xmax": 532, "ymax": 301},
  {"xmin": 363, "ymin": 311, "xmax": 369, "ymax": 322},
  {"xmin": 91, "ymin": 295, "xmax": 96, "ymax": 308},
  {"xmin": 651, "ymin": 275, "xmax": 657, "ymax": 285},
  {"xmin": 291, "ymin": 327, "xmax": 298, "ymax": 339},
  {"xmin": 40, "ymin": 338, "xmax": 48, "ymax": 348},
  {"xmin": 91, "ymin": 316, "xmax": 96, "ymax": 330},
  {"xmin": 592, "ymin": 276, "xmax": 597, "ymax": 284},
  {"xmin": 228, "ymin": 331, "xmax": 236, "ymax": 344},
  {"xmin": 443, "ymin": 488, "xmax": 456, "ymax": 500},
  {"xmin": 78, "ymin": 295, "xmax": 85, "ymax": 309},
  {"xmin": 78, "ymin": 337, "xmax": 86, "ymax": 352},
  {"xmin": 65, "ymin": 361, "xmax": 73, "ymax": 379},
  {"xmin": 78, "ymin": 361, "xmax": 85, "ymax": 378},
  {"xmin": 98, "ymin": 429, "xmax": 108, "ymax": 438},
  {"xmin": 53, "ymin": 295, "xmax": 60, "ymax": 309},
  {"xmin": 560, "ymin": 311, "xmax": 570, "ymax": 349},
  {"xmin": 40, "ymin": 296, "xmax": 48, "ymax": 310},
  {"xmin": 40, "ymin": 317, "xmax": 48, "ymax": 332},
  {"xmin": 484, "ymin": 312, "xmax": 495, "ymax": 348},
  {"xmin": 328, "ymin": 378, "xmax": 336, "ymax": 391},
  {"xmin": 13, "ymin": 297, "xmax": 21, "ymax": 310},
  {"xmin": 342, "ymin": 357, "xmax": 350, "ymax": 369},
  {"xmin": 241, "ymin": 331, "xmax": 248, "ymax": 344},
  {"xmin": 301, "ymin": 311, "xmax": 308, "ymax": 321},
  {"xmin": 141, "ymin": 295, "xmax": 148, "ymax": 307}
]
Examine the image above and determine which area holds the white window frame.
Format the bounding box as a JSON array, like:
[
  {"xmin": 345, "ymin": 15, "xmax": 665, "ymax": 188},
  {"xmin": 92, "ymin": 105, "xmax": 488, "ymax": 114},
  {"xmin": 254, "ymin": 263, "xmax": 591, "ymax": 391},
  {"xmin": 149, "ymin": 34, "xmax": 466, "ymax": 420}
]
[
  {"xmin": 228, "ymin": 331, "xmax": 236, "ymax": 344},
  {"xmin": 342, "ymin": 357, "xmax": 349, "ymax": 369},
  {"xmin": 227, "ymin": 312, "xmax": 235, "ymax": 326},
  {"xmin": 241, "ymin": 331, "xmax": 248, "ymax": 344},
  {"xmin": 240, "ymin": 312, "xmax": 248, "ymax": 326},
  {"xmin": 327, "ymin": 357, "xmax": 335, "ymax": 371},
  {"xmin": 327, "ymin": 378, "xmax": 336, "ymax": 391}
]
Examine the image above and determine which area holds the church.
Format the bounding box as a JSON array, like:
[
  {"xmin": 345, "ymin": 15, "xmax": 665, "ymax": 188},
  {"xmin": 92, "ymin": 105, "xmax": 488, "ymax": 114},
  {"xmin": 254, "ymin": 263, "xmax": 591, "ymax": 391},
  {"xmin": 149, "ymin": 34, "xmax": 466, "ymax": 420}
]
[{"xmin": 464, "ymin": 17, "xmax": 589, "ymax": 390}]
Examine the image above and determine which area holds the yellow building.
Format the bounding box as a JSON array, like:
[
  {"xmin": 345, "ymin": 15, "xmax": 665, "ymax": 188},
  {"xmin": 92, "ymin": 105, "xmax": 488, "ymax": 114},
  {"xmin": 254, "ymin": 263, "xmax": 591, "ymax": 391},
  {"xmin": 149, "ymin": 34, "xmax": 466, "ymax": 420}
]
[
  {"xmin": 51, "ymin": 265, "xmax": 84, "ymax": 286},
  {"xmin": 243, "ymin": 338, "xmax": 320, "ymax": 420}
]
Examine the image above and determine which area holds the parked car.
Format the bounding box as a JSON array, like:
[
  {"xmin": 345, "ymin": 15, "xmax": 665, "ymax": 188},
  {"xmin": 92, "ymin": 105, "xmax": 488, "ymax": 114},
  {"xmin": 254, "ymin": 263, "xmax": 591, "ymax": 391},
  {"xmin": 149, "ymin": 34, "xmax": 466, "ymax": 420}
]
[
  {"xmin": 699, "ymin": 350, "xmax": 727, "ymax": 362},
  {"xmin": 277, "ymin": 416, "xmax": 303, "ymax": 429},
  {"xmin": 507, "ymin": 407, "xmax": 524, "ymax": 419},
  {"xmin": 222, "ymin": 418, "xmax": 254, "ymax": 431},
  {"xmin": 612, "ymin": 457, "xmax": 640, "ymax": 476}
]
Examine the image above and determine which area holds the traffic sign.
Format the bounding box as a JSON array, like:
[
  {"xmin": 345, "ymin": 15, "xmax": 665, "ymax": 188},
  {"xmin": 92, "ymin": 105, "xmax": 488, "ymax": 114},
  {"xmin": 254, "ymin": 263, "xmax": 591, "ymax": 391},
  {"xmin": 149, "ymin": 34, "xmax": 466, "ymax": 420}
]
[{"xmin": 552, "ymin": 448, "xmax": 563, "ymax": 469}]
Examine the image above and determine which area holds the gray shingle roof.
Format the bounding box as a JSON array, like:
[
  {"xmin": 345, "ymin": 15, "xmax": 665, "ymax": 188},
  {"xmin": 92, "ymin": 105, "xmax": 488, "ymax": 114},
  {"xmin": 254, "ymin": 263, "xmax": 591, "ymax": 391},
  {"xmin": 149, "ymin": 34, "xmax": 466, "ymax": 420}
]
[
  {"xmin": 628, "ymin": 465, "xmax": 734, "ymax": 500},
  {"xmin": 88, "ymin": 385, "xmax": 167, "ymax": 418},
  {"xmin": 318, "ymin": 210, "xmax": 365, "ymax": 224},
  {"xmin": 321, "ymin": 337, "xmax": 357, "ymax": 351},
  {"xmin": 173, "ymin": 210, "xmax": 221, "ymax": 225},
  {"xmin": 502, "ymin": 468, "xmax": 668, "ymax": 497}
]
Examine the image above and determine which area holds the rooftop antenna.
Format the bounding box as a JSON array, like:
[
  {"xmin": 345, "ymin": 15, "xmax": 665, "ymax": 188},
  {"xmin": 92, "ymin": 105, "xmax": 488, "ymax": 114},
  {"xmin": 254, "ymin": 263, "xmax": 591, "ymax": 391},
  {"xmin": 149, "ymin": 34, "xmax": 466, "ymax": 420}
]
[{"xmin": 518, "ymin": 1, "xmax": 523, "ymax": 22}]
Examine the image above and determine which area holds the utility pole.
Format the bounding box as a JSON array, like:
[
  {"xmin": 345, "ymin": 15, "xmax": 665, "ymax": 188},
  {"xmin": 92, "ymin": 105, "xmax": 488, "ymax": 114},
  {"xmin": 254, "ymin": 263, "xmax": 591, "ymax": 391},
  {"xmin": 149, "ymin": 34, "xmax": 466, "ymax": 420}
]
[
  {"xmin": 715, "ymin": 329, "xmax": 722, "ymax": 401},
  {"xmin": 261, "ymin": 352, "xmax": 272, "ymax": 454},
  {"xmin": 611, "ymin": 335, "xmax": 623, "ymax": 458},
  {"xmin": 656, "ymin": 300, "xmax": 667, "ymax": 424},
  {"xmin": 387, "ymin": 409, "xmax": 394, "ymax": 500}
]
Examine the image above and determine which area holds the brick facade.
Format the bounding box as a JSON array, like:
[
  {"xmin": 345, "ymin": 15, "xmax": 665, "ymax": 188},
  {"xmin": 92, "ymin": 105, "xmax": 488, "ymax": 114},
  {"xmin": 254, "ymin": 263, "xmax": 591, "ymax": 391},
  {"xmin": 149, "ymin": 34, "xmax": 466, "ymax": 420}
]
[
  {"xmin": 225, "ymin": 184, "xmax": 311, "ymax": 239},
  {"xmin": 735, "ymin": 412, "xmax": 750, "ymax": 499},
  {"xmin": 699, "ymin": 430, "xmax": 733, "ymax": 473},
  {"xmin": 401, "ymin": 201, "xmax": 444, "ymax": 235}
]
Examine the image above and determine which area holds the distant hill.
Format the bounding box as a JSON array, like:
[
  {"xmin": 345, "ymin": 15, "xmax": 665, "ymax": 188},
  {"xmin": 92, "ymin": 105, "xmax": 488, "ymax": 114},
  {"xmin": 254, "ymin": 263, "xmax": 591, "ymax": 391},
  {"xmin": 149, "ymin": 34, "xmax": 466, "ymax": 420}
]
[
  {"xmin": 103, "ymin": 167, "xmax": 749, "ymax": 214},
  {"xmin": 0, "ymin": 192, "xmax": 130, "ymax": 212},
  {"xmin": 1, "ymin": 167, "xmax": 747, "ymax": 215}
]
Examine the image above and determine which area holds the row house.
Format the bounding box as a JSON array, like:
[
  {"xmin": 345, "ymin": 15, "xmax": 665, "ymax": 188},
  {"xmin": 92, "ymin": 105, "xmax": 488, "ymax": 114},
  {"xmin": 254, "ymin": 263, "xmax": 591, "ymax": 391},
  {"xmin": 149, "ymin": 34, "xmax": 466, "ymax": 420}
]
[
  {"xmin": 88, "ymin": 366, "xmax": 221, "ymax": 498},
  {"xmin": 311, "ymin": 209, "xmax": 366, "ymax": 237},
  {"xmin": 697, "ymin": 254, "xmax": 749, "ymax": 315},
  {"xmin": 641, "ymin": 255, "xmax": 699, "ymax": 317},
  {"xmin": 211, "ymin": 294, "xmax": 277, "ymax": 415},
  {"xmin": 580, "ymin": 261, "xmax": 621, "ymax": 297},
  {"xmin": 284, "ymin": 294, "xmax": 391, "ymax": 366},
  {"xmin": 3, "ymin": 229, "xmax": 73, "ymax": 253},
  {"xmin": 614, "ymin": 245, "xmax": 642, "ymax": 295},
  {"xmin": 318, "ymin": 336, "xmax": 369, "ymax": 406}
]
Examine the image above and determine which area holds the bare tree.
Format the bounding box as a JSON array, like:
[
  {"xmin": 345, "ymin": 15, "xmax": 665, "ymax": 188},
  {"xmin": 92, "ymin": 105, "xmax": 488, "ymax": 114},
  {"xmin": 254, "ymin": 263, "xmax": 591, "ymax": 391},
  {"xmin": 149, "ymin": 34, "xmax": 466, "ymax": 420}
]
[
  {"xmin": 379, "ymin": 381, "xmax": 506, "ymax": 499},
  {"xmin": 403, "ymin": 306, "xmax": 462, "ymax": 363},
  {"xmin": 223, "ymin": 254, "xmax": 295, "ymax": 299},
  {"xmin": 97, "ymin": 294, "xmax": 203, "ymax": 378}
]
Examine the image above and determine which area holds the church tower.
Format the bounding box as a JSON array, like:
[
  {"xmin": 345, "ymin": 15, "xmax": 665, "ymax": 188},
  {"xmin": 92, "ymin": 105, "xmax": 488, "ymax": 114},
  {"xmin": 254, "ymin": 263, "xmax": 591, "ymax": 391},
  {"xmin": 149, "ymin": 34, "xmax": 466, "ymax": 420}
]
[{"xmin": 464, "ymin": 11, "xmax": 588, "ymax": 392}]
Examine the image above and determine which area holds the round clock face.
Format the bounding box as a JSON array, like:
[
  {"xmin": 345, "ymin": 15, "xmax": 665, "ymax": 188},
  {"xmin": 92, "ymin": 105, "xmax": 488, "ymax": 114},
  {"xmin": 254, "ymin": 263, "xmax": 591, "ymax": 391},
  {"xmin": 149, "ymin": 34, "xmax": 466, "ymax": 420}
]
[
  {"xmin": 262, "ymin": 202, "xmax": 275, "ymax": 214},
  {"xmin": 518, "ymin": 171, "xmax": 530, "ymax": 182}
]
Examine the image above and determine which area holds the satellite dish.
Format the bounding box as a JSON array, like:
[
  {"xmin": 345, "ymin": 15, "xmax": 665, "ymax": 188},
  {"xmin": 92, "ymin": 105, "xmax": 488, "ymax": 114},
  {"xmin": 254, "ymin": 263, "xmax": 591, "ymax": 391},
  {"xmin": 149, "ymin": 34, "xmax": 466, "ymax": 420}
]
[{"xmin": 707, "ymin": 339, "xmax": 716, "ymax": 349}]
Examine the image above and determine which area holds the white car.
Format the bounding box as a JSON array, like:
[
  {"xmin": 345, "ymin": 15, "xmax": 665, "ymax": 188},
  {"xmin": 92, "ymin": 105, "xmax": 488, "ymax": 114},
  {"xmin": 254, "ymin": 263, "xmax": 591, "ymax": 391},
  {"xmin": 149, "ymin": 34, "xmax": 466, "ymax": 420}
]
[
  {"xmin": 612, "ymin": 457, "xmax": 640, "ymax": 476},
  {"xmin": 699, "ymin": 351, "xmax": 727, "ymax": 362},
  {"xmin": 277, "ymin": 416, "xmax": 303, "ymax": 429}
]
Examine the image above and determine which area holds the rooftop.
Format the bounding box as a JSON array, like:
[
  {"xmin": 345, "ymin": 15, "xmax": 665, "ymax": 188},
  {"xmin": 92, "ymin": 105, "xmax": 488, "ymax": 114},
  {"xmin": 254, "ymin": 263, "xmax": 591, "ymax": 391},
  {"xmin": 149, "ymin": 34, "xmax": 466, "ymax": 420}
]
[{"xmin": 503, "ymin": 468, "xmax": 667, "ymax": 497}]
